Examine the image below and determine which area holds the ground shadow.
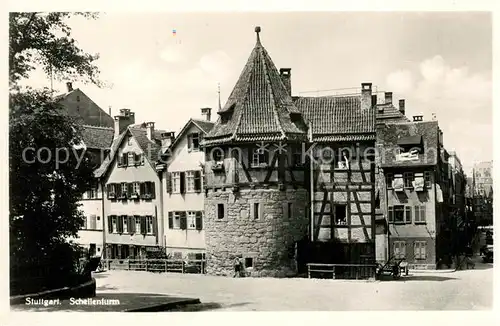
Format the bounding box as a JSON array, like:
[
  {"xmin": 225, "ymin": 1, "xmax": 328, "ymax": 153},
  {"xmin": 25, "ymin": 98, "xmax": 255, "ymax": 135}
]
[
  {"xmin": 168, "ymin": 301, "xmax": 252, "ymax": 312},
  {"xmin": 455, "ymin": 263, "xmax": 493, "ymax": 271},
  {"xmin": 401, "ymin": 275, "xmax": 457, "ymax": 282}
]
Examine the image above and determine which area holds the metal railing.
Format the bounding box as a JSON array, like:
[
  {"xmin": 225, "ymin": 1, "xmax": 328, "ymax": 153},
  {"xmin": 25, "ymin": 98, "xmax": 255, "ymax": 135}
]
[
  {"xmin": 102, "ymin": 258, "xmax": 206, "ymax": 274},
  {"xmin": 307, "ymin": 263, "xmax": 377, "ymax": 280}
]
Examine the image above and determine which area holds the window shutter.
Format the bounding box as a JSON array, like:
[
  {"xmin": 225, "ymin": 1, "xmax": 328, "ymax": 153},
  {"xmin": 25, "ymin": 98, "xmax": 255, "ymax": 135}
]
[
  {"xmin": 140, "ymin": 182, "xmax": 146, "ymax": 198},
  {"xmin": 421, "ymin": 207, "xmax": 426, "ymax": 223},
  {"xmin": 106, "ymin": 184, "xmax": 112, "ymax": 198},
  {"xmin": 180, "ymin": 211, "xmax": 187, "ymax": 230},
  {"xmin": 388, "ymin": 207, "xmax": 394, "ymax": 222},
  {"xmin": 115, "ymin": 183, "xmax": 122, "ymax": 198},
  {"xmin": 195, "ymin": 211, "xmax": 203, "ymax": 230},
  {"xmin": 167, "ymin": 173, "xmax": 172, "ymax": 193},
  {"xmin": 116, "ymin": 215, "xmax": 122, "ymax": 233},
  {"xmin": 194, "ymin": 170, "xmax": 202, "ymax": 192},
  {"xmin": 127, "ymin": 183, "xmax": 133, "ymax": 197},
  {"xmin": 402, "ymin": 242, "xmax": 407, "ymax": 258},
  {"xmin": 153, "ymin": 215, "xmax": 158, "ymax": 236},
  {"xmin": 90, "ymin": 214, "xmax": 97, "ymax": 229},
  {"xmin": 405, "ymin": 206, "xmax": 412, "ymax": 223},
  {"xmin": 123, "ymin": 152, "xmax": 128, "ymax": 166},
  {"xmin": 107, "ymin": 216, "xmax": 113, "ymax": 233},
  {"xmin": 128, "ymin": 216, "xmax": 135, "ymax": 233},
  {"xmin": 150, "ymin": 182, "xmax": 156, "ymax": 199},
  {"xmin": 168, "ymin": 212, "xmax": 173, "ymax": 229},
  {"xmin": 83, "ymin": 216, "xmax": 87, "ymax": 229},
  {"xmin": 187, "ymin": 134, "xmax": 192, "ymax": 151},
  {"xmin": 414, "ymin": 206, "xmax": 420, "ymax": 222},
  {"xmin": 140, "ymin": 216, "xmax": 146, "ymax": 235},
  {"xmin": 421, "ymin": 242, "xmax": 426, "ymax": 259},
  {"xmin": 180, "ymin": 172, "xmax": 186, "ymax": 194}
]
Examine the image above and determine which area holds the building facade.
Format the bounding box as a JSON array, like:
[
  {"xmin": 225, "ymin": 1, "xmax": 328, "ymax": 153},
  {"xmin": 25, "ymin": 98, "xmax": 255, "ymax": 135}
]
[
  {"xmin": 94, "ymin": 112, "xmax": 170, "ymax": 261},
  {"xmin": 376, "ymin": 116, "xmax": 452, "ymax": 269},
  {"xmin": 202, "ymin": 27, "xmax": 310, "ymax": 277},
  {"xmin": 160, "ymin": 113, "xmax": 214, "ymax": 259}
]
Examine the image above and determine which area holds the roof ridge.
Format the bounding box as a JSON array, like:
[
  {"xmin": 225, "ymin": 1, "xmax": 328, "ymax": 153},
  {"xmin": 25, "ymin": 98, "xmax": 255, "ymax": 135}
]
[
  {"xmin": 232, "ymin": 48, "xmax": 257, "ymax": 140},
  {"xmin": 260, "ymin": 46, "xmax": 286, "ymax": 139},
  {"xmin": 82, "ymin": 124, "xmax": 114, "ymax": 130},
  {"xmin": 191, "ymin": 118, "xmax": 215, "ymax": 125}
]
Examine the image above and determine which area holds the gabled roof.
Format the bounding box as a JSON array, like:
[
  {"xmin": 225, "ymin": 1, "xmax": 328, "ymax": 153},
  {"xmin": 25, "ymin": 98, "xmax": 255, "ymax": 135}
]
[
  {"xmin": 204, "ymin": 27, "xmax": 308, "ymax": 146},
  {"xmin": 81, "ymin": 125, "xmax": 114, "ymax": 149},
  {"xmin": 164, "ymin": 118, "xmax": 215, "ymax": 157},
  {"xmin": 294, "ymin": 95, "xmax": 376, "ymax": 141},
  {"xmin": 376, "ymin": 103, "xmax": 409, "ymax": 122},
  {"xmin": 93, "ymin": 125, "xmax": 162, "ymax": 179}
]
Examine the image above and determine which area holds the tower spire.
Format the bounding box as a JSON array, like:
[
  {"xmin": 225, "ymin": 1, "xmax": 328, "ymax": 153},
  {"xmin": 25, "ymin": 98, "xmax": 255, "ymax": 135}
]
[
  {"xmin": 218, "ymin": 82, "xmax": 221, "ymax": 110},
  {"xmin": 255, "ymin": 26, "xmax": 261, "ymax": 44}
]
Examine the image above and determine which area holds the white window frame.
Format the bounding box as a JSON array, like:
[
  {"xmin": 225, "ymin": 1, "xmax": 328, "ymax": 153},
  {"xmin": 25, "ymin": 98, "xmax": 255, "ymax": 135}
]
[
  {"xmin": 146, "ymin": 216, "xmax": 153, "ymax": 234},
  {"xmin": 123, "ymin": 216, "xmax": 128, "ymax": 233},
  {"xmin": 172, "ymin": 172, "xmax": 181, "ymax": 193},
  {"xmin": 252, "ymin": 148, "xmax": 267, "ymax": 166},
  {"xmin": 112, "ymin": 216, "xmax": 117, "ymax": 233},
  {"xmin": 403, "ymin": 172, "xmax": 414, "ymax": 188},
  {"xmin": 414, "ymin": 206, "xmax": 426, "ymax": 223},
  {"xmin": 414, "ymin": 241, "xmax": 427, "ymax": 260},
  {"xmin": 132, "ymin": 182, "xmax": 140, "ymax": 196},
  {"xmin": 128, "ymin": 152, "xmax": 135, "ymax": 167},
  {"xmin": 135, "ymin": 217, "xmax": 141, "ymax": 234},
  {"xmin": 187, "ymin": 211, "xmax": 196, "ymax": 230},
  {"xmin": 393, "ymin": 241, "xmax": 406, "ymax": 259},
  {"xmin": 173, "ymin": 212, "xmax": 181, "ymax": 229},
  {"xmin": 186, "ymin": 171, "xmax": 195, "ymax": 192},
  {"xmin": 121, "ymin": 182, "xmax": 127, "ymax": 195},
  {"xmin": 189, "ymin": 133, "xmax": 200, "ymax": 151}
]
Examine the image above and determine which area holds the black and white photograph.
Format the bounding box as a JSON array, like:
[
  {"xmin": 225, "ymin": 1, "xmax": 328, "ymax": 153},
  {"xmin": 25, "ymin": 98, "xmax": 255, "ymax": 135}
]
[{"xmin": 4, "ymin": 2, "xmax": 496, "ymax": 321}]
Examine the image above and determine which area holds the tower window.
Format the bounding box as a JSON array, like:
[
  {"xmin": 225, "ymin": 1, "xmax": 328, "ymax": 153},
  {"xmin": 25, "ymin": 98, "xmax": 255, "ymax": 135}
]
[
  {"xmin": 217, "ymin": 203, "xmax": 225, "ymax": 219},
  {"xmin": 245, "ymin": 257, "xmax": 254, "ymax": 268},
  {"xmin": 334, "ymin": 204, "xmax": 347, "ymax": 225}
]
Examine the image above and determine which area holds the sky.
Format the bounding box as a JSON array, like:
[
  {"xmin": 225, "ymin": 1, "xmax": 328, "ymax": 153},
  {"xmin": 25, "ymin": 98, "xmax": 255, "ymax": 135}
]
[{"xmin": 20, "ymin": 12, "xmax": 492, "ymax": 175}]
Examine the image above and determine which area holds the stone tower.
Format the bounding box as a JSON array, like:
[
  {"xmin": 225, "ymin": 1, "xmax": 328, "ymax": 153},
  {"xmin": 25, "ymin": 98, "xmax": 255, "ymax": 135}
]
[{"xmin": 201, "ymin": 27, "xmax": 310, "ymax": 277}]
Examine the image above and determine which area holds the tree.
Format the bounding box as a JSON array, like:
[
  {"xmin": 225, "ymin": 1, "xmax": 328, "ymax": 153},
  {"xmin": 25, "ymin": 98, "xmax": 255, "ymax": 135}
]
[
  {"xmin": 9, "ymin": 12, "xmax": 101, "ymax": 88},
  {"xmin": 9, "ymin": 12, "xmax": 102, "ymax": 295}
]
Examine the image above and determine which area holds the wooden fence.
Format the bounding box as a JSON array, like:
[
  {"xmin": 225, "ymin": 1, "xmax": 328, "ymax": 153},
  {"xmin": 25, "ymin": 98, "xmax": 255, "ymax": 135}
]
[
  {"xmin": 307, "ymin": 263, "xmax": 377, "ymax": 280},
  {"xmin": 102, "ymin": 259, "xmax": 206, "ymax": 274}
]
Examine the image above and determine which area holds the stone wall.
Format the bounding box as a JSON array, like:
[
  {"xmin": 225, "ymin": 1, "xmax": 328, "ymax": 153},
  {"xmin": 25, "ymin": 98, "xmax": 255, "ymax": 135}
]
[{"xmin": 205, "ymin": 188, "xmax": 309, "ymax": 277}]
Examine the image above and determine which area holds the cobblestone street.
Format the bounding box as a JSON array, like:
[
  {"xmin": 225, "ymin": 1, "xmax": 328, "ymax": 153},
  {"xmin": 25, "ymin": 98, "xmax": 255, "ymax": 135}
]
[{"xmin": 91, "ymin": 263, "xmax": 492, "ymax": 311}]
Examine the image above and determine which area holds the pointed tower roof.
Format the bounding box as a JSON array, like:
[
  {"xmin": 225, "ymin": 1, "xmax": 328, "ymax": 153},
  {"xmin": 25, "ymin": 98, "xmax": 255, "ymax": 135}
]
[{"xmin": 203, "ymin": 26, "xmax": 308, "ymax": 146}]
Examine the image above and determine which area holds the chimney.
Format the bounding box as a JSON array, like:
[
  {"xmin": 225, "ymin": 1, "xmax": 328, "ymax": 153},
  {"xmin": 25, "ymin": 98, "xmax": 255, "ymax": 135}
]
[
  {"xmin": 160, "ymin": 132, "xmax": 175, "ymax": 151},
  {"xmin": 413, "ymin": 115, "xmax": 423, "ymax": 122},
  {"xmin": 279, "ymin": 68, "xmax": 292, "ymax": 96},
  {"xmin": 385, "ymin": 92, "xmax": 393, "ymax": 105},
  {"xmin": 146, "ymin": 122, "xmax": 155, "ymax": 141},
  {"xmin": 399, "ymin": 99, "xmax": 406, "ymax": 115},
  {"xmin": 108, "ymin": 106, "xmax": 112, "ymax": 116},
  {"xmin": 113, "ymin": 108, "xmax": 136, "ymax": 138},
  {"xmin": 361, "ymin": 82, "xmax": 373, "ymax": 110},
  {"xmin": 66, "ymin": 82, "xmax": 73, "ymax": 92},
  {"xmin": 201, "ymin": 108, "xmax": 212, "ymax": 121}
]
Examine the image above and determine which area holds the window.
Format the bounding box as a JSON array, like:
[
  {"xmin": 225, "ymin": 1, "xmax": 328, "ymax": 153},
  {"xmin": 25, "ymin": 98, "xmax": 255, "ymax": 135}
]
[
  {"xmin": 141, "ymin": 182, "xmax": 155, "ymax": 199},
  {"xmin": 334, "ymin": 204, "xmax": 347, "ymax": 225},
  {"xmin": 89, "ymin": 215, "xmax": 97, "ymax": 229},
  {"xmin": 186, "ymin": 171, "xmax": 195, "ymax": 192},
  {"xmin": 414, "ymin": 206, "xmax": 426, "ymax": 223},
  {"xmin": 128, "ymin": 152, "xmax": 135, "ymax": 166},
  {"xmin": 414, "ymin": 241, "xmax": 427, "ymax": 260},
  {"xmin": 386, "ymin": 173, "xmax": 394, "ymax": 189},
  {"xmin": 128, "ymin": 137, "xmax": 132, "ymax": 145},
  {"xmin": 122, "ymin": 215, "xmax": 128, "ymax": 233},
  {"xmin": 135, "ymin": 216, "xmax": 141, "ymax": 234},
  {"xmin": 252, "ymin": 147, "xmax": 269, "ymax": 167},
  {"xmin": 188, "ymin": 133, "xmax": 200, "ymax": 151},
  {"xmin": 76, "ymin": 95, "xmax": 80, "ymax": 102},
  {"xmin": 284, "ymin": 202, "xmax": 293, "ymax": 219},
  {"xmin": 424, "ymin": 171, "xmax": 432, "ymax": 188},
  {"xmin": 146, "ymin": 216, "xmax": 153, "ymax": 234},
  {"xmin": 173, "ymin": 212, "xmax": 181, "ymax": 229},
  {"xmin": 86, "ymin": 183, "xmax": 99, "ymax": 199},
  {"xmin": 172, "ymin": 172, "xmax": 181, "ymax": 193},
  {"xmin": 120, "ymin": 183, "xmax": 128, "ymax": 198},
  {"xmin": 405, "ymin": 206, "xmax": 412, "ymax": 223},
  {"xmin": 293, "ymin": 147, "xmax": 303, "ymax": 167},
  {"xmin": 112, "ymin": 216, "xmax": 117, "ymax": 233},
  {"xmin": 393, "ymin": 241, "xmax": 406, "ymax": 259},
  {"xmin": 244, "ymin": 257, "xmax": 254, "ymax": 268},
  {"xmin": 213, "ymin": 149, "xmax": 224, "ymax": 162},
  {"xmin": 217, "ymin": 203, "xmax": 225, "ymax": 219},
  {"xmin": 187, "ymin": 211, "xmax": 196, "ymax": 229},
  {"xmin": 394, "ymin": 205, "xmax": 405, "ymax": 223},
  {"xmin": 132, "ymin": 182, "xmax": 140, "ymax": 197},
  {"xmin": 118, "ymin": 153, "xmax": 128, "ymax": 167},
  {"xmin": 403, "ymin": 172, "xmax": 414, "ymax": 188},
  {"xmin": 253, "ymin": 203, "xmax": 260, "ymax": 219},
  {"xmin": 82, "ymin": 216, "xmax": 88, "ymax": 229}
]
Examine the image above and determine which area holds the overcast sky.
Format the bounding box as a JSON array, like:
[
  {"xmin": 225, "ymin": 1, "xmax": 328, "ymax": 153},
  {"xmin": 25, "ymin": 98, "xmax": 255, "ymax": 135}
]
[{"xmin": 21, "ymin": 12, "xmax": 492, "ymax": 175}]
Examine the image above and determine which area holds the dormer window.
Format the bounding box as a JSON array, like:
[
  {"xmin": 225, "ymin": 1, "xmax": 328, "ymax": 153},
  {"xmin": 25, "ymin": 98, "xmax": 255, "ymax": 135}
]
[
  {"xmin": 251, "ymin": 146, "xmax": 269, "ymax": 167},
  {"xmin": 188, "ymin": 133, "xmax": 201, "ymax": 152},
  {"xmin": 396, "ymin": 135, "xmax": 423, "ymax": 161}
]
